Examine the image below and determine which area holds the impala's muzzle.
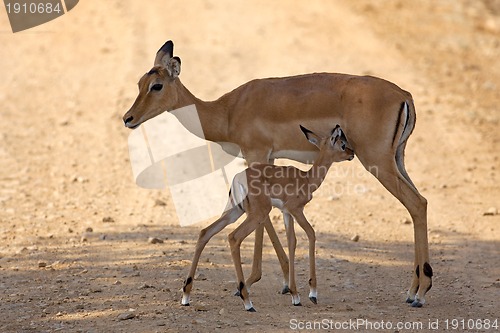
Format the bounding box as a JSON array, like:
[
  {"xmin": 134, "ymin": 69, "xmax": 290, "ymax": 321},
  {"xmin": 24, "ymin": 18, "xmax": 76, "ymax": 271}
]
[
  {"xmin": 346, "ymin": 148, "xmax": 355, "ymax": 161},
  {"xmin": 123, "ymin": 116, "xmax": 140, "ymax": 129}
]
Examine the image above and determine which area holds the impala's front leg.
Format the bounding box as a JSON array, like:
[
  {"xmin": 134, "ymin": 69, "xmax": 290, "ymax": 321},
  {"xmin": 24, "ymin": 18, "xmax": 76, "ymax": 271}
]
[
  {"xmin": 291, "ymin": 209, "xmax": 317, "ymax": 304},
  {"xmin": 284, "ymin": 212, "xmax": 301, "ymax": 306}
]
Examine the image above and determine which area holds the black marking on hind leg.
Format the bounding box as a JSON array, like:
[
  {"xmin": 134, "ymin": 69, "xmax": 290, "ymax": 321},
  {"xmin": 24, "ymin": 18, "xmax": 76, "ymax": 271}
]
[
  {"xmin": 424, "ymin": 262, "xmax": 433, "ymax": 292},
  {"xmin": 182, "ymin": 277, "xmax": 193, "ymax": 292},
  {"xmin": 415, "ymin": 265, "xmax": 420, "ymax": 278},
  {"xmin": 308, "ymin": 278, "xmax": 312, "ymax": 286},
  {"xmin": 238, "ymin": 281, "xmax": 245, "ymax": 300},
  {"xmin": 423, "ymin": 262, "xmax": 433, "ymax": 277}
]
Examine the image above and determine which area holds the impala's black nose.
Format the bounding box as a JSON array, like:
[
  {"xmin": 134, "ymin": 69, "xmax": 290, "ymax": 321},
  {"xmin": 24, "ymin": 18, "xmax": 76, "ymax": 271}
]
[{"xmin": 124, "ymin": 116, "xmax": 134, "ymax": 125}]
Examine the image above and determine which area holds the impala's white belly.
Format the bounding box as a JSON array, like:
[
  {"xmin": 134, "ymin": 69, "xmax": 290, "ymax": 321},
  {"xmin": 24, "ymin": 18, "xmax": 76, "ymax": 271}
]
[
  {"xmin": 270, "ymin": 150, "xmax": 317, "ymax": 164},
  {"xmin": 218, "ymin": 142, "xmax": 317, "ymax": 164}
]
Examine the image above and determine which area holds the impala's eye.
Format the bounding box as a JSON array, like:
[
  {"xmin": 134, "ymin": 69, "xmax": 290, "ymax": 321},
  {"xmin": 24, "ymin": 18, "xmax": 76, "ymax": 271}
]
[
  {"xmin": 341, "ymin": 143, "xmax": 346, "ymax": 151},
  {"xmin": 151, "ymin": 83, "xmax": 163, "ymax": 91}
]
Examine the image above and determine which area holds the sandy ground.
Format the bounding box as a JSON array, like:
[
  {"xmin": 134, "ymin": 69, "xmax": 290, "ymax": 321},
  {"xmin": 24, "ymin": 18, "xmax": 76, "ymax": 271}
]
[{"xmin": 1, "ymin": 1, "xmax": 499, "ymax": 332}]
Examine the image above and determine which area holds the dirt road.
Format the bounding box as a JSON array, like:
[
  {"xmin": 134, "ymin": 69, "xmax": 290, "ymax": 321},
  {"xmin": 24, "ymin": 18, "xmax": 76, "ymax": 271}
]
[{"xmin": 1, "ymin": 1, "xmax": 499, "ymax": 332}]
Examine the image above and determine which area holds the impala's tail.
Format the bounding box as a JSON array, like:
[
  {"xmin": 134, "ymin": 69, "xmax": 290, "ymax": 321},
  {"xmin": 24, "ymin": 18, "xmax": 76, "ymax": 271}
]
[
  {"xmin": 393, "ymin": 100, "xmax": 416, "ymax": 150},
  {"xmin": 394, "ymin": 99, "xmax": 418, "ymax": 190}
]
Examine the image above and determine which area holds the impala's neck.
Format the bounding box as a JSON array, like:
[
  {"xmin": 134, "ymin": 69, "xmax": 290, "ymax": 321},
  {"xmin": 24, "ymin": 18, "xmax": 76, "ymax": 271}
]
[
  {"xmin": 171, "ymin": 79, "xmax": 229, "ymax": 142},
  {"xmin": 306, "ymin": 153, "xmax": 334, "ymax": 192}
]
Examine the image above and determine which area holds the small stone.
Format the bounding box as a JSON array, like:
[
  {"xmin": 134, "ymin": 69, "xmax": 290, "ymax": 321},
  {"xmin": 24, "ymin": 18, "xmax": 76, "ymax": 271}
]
[
  {"xmin": 328, "ymin": 195, "xmax": 340, "ymax": 201},
  {"xmin": 194, "ymin": 305, "xmax": 208, "ymax": 312},
  {"xmin": 85, "ymin": 227, "xmax": 93, "ymax": 232},
  {"xmin": 102, "ymin": 216, "xmax": 115, "ymax": 223},
  {"xmin": 80, "ymin": 236, "xmax": 88, "ymax": 242},
  {"xmin": 148, "ymin": 237, "xmax": 163, "ymax": 244},
  {"xmin": 483, "ymin": 207, "xmax": 497, "ymax": 216},
  {"xmin": 476, "ymin": 18, "xmax": 500, "ymax": 34},
  {"xmin": 350, "ymin": 234, "xmax": 360, "ymax": 242},
  {"xmin": 117, "ymin": 311, "xmax": 135, "ymax": 320},
  {"xmin": 38, "ymin": 261, "xmax": 47, "ymax": 268},
  {"xmin": 17, "ymin": 247, "xmax": 29, "ymax": 254},
  {"xmin": 401, "ymin": 217, "xmax": 412, "ymax": 224},
  {"xmin": 154, "ymin": 199, "xmax": 167, "ymax": 207},
  {"xmin": 219, "ymin": 308, "xmax": 226, "ymax": 315},
  {"xmin": 72, "ymin": 176, "xmax": 87, "ymax": 183},
  {"xmin": 138, "ymin": 283, "xmax": 154, "ymax": 290},
  {"xmin": 113, "ymin": 280, "xmax": 122, "ymax": 285}
]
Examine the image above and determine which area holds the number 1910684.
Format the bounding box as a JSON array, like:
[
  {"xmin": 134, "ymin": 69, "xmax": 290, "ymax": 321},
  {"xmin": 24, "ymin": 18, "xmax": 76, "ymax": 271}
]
[
  {"xmin": 5, "ymin": 2, "xmax": 62, "ymax": 14},
  {"xmin": 444, "ymin": 318, "xmax": 498, "ymax": 330}
]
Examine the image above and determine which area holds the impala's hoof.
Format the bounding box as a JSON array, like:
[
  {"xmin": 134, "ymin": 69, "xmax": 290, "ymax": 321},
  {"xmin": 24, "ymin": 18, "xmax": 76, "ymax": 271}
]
[
  {"xmin": 234, "ymin": 290, "xmax": 241, "ymax": 297},
  {"xmin": 247, "ymin": 307, "xmax": 257, "ymax": 312},
  {"xmin": 411, "ymin": 300, "xmax": 423, "ymax": 308},
  {"xmin": 281, "ymin": 285, "xmax": 291, "ymax": 294},
  {"xmin": 309, "ymin": 296, "xmax": 317, "ymax": 304},
  {"xmin": 181, "ymin": 303, "xmax": 190, "ymax": 306},
  {"xmin": 405, "ymin": 297, "xmax": 414, "ymax": 304},
  {"xmin": 293, "ymin": 302, "xmax": 302, "ymax": 306}
]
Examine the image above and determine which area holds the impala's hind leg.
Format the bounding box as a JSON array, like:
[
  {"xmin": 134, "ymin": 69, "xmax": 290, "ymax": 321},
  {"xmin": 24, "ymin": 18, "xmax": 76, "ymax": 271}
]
[
  {"xmin": 243, "ymin": 154, "xmax": 290, "ymax": 294},
  {"xmin": 284, "ymin": 212, "xmax": 301, "ymax": 306},
  {"xmin": 182, "ymin": 206, "xmax": 244, "ymax": 305},
  {"xmin": 228, "ymin": 211, "xmax": 270, "ymax": 312},
  {"xmin": 366, "ymin": 155, "xmax": 432, "ymax": 307}
]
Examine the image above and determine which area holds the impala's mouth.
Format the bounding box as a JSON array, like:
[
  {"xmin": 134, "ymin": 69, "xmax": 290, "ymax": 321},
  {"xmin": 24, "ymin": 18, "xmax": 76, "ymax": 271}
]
[
  {"xmin": 124, "ymin": 122, "xmax": 140, "ymax": 129},
  {"xmin": 347, "ymin": 149, "xmax": 355, "ymax": 161},
  {"xmin": 124, "ymin": 119, "xmax": 141, "ymax": 129}
]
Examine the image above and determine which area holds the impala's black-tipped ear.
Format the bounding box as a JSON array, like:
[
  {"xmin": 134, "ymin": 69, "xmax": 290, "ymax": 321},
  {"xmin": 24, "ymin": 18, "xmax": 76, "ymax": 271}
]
[
  {"xmin": 300, "ymin": 125, "xmax": 320, "ymax": 148},
  {"xmin": 154, "ymin": 40, "xmax": 174, "ymax": 67},
  {"xmin": 330, "ymin": 124, "xmax": 341, "ymax": 136}
]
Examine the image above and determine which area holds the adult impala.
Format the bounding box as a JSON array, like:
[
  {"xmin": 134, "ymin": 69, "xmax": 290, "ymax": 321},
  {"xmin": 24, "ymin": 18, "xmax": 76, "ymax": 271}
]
[{"xmin": 123, "ymin": 40, "xmax": 433, "ymax": 307}]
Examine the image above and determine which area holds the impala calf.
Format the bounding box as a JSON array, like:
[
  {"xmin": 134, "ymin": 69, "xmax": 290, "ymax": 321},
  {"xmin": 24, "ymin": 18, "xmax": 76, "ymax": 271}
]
[
  {"xmin": 182, "ymin": 125, "xmax": 354, "ymax": 311},
  {"xmin": 123, "ymin": 40, "xmax": 432, "ymax": 307}
]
